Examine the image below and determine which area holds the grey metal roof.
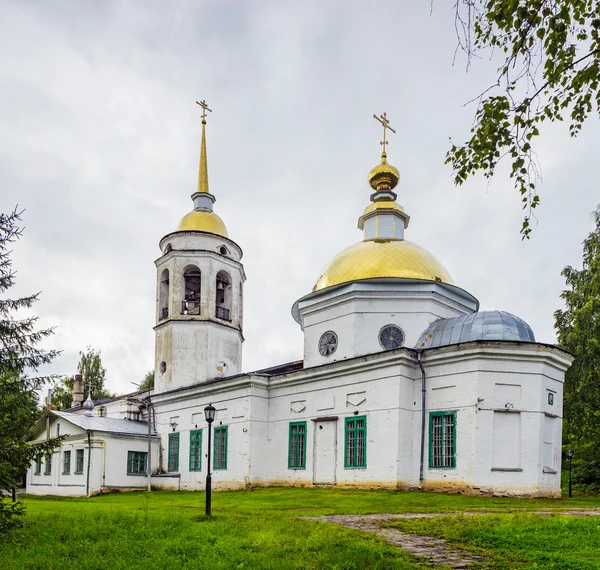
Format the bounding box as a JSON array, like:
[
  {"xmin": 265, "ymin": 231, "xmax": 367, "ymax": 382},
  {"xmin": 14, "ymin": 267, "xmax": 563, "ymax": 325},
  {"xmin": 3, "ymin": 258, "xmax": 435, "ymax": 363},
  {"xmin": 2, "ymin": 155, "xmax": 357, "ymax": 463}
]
[
  {"xmin": 416, "ymin": 311, "xmax": 535, "ymax": 349},
  {"xmin": 51, "ymin": 410, "xmax": 152, "ymax": 436}
]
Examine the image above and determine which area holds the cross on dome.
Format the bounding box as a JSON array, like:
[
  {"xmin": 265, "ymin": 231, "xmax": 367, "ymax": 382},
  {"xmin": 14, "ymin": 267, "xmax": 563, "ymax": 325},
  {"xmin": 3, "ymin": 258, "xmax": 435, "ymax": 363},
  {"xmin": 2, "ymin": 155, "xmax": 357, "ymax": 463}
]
[{"xmin": 373, "ymin": 112, "xmax": 396, "ymax": 156}]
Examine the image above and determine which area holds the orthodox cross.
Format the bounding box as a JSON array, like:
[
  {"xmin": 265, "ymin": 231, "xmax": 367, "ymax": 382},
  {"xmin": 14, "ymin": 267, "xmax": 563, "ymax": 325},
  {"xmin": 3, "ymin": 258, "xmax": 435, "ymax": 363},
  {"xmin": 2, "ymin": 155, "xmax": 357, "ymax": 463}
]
[
  {"xmin": 85, "ymin": 377, "xmax": 93, "ymax": 400},
  {"xmin": 373, "ymin": 112, "xmax": 396, "ymax": 154},
  {"xmin": 196, "ymin": 99, "xmax": 212, "ymax": 123}
]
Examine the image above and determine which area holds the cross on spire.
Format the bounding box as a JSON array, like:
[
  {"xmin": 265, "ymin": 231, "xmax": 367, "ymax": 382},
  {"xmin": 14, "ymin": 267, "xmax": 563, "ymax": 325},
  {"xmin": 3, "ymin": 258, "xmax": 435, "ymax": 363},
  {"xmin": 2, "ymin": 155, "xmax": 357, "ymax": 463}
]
[
  {"xmin": 373, "ymin": 112, "xmax": 396, "ymax": 155},
  {"xmin": 196, "ymin": 99, "xmax": 212, "ymax": 123}
]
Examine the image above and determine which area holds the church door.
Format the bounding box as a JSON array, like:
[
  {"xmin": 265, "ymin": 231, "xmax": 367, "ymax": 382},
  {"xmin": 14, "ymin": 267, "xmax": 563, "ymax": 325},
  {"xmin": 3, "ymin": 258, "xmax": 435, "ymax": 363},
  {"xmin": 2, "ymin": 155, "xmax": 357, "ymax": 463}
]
[{"xmin": 313, "ymin": 418, "xmax": 337, "ymax": 485}]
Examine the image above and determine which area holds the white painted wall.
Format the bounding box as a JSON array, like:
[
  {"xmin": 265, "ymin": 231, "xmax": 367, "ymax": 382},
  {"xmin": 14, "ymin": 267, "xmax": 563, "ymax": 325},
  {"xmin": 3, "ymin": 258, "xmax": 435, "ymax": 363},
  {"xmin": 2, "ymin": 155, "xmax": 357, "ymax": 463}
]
[{"xmin": 296, "ymin": 280, "xmax": 478, "ymax": 368}]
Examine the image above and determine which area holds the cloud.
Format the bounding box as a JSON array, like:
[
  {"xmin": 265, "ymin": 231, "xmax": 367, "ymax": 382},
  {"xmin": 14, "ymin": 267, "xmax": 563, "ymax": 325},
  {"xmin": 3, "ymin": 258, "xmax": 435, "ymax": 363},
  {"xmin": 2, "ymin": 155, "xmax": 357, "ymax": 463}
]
[{"xmin": 1, "ymin": 0, "xmax": 596, "ymax": 393}]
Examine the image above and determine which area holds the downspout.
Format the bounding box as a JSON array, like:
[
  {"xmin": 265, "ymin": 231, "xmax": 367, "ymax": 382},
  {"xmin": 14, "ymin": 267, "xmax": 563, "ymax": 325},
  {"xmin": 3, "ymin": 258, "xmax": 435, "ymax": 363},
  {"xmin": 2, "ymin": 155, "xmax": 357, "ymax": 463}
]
[
  {"xmin": 86, "ymin": 430, "xmax": 92, "ymax": 496},
  {"xmin": 417, "ymin": 350, "xmax": 427, "ymax": 484}
]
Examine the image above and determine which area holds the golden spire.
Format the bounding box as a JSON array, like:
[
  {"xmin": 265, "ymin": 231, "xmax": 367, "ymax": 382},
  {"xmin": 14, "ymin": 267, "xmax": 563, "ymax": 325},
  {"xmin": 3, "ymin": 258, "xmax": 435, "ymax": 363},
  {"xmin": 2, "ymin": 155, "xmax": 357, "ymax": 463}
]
[
  {"xmin": 369, "ymin": 111, "xmax": 400, "ymax": 192},
  {"xmin": 196, "ymin": 99, "xmax": 212, "ymax": 194}
]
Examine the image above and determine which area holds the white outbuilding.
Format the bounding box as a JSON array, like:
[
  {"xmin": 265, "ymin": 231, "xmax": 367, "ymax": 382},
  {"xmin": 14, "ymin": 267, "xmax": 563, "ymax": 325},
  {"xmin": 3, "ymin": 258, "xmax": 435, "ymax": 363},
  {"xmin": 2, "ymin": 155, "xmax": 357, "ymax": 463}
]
[{"xmin": 27, "ymin": 110, "xmax": 572, "ymax": 497}]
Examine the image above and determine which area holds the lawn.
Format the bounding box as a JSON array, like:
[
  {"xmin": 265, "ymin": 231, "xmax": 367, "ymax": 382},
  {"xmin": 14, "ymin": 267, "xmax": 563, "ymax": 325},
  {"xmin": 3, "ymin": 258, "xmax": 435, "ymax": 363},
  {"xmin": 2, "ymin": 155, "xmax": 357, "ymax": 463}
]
[{"xmin": 1, "ymin": 488, "xmax": 600, "ymax": 569}]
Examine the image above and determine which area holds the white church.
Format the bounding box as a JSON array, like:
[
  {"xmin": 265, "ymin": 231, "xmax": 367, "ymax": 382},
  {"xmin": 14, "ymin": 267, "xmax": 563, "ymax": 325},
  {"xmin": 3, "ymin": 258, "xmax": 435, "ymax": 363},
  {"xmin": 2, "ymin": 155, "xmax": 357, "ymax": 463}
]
[{"xmin": 27, "ymin": 107, "xmax": 573, "ymax": 498}]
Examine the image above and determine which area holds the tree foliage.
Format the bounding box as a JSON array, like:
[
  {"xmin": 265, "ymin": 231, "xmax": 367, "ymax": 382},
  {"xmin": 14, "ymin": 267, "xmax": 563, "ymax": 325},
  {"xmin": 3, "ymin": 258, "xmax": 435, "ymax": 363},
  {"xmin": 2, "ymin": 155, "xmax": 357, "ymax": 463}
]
[
  {"xmin": 140, "ymin": 370, "xmax": 154, "ymax": 391},
  {"xmin": 52, "ymin": 347, "xmax": 114, "ymax": 410},
  {"xmin": 555, "ymin": 206, "xmax": 600, "ymax": 483},
  {"xmin": 0, "ymin": 208, "xmax": 63, "ymax": 530},
  {"xmin": 447, "ymin": 0, "xmax": 600, "ymax": 237}
]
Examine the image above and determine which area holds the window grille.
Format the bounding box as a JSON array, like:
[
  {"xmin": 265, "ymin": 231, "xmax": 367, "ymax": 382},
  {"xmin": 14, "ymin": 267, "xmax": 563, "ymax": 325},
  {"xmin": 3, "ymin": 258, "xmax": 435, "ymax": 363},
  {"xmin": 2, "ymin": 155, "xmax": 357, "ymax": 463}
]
[
  {"xmin": 213, "ymin": 426, "xmax": 228, "ymax": 470},
  {"xmin": 127, "ymin": 451, "xmax": 147, "ymax": 475},
  {"xmin": 168, "ymin": 433, "xmax": 180, "ymax": 472},
  {"xmin": 189, "ymin": 430, "xmax": 203, "ymax": 471},
  {"xmin": 288, "ymin": 422, "xmax": 307, "ymax": 469},
  {"xmin": 429, "ymin": 412, "xmax": 456, "ymax": 468},
  {"xmin": 75, "ymin": 449, "xmax": 84, "ymax": 474},
  {"xmin": 44, "ymin": 454, "xmax": 52, "ymax": 475},
  {"xmin": 345, "ymin": 417, "xmax": 367, "ymax": 468},
  {"xmin": 63, "ymin": 450, "xmax": 71, "ymax": 474}
]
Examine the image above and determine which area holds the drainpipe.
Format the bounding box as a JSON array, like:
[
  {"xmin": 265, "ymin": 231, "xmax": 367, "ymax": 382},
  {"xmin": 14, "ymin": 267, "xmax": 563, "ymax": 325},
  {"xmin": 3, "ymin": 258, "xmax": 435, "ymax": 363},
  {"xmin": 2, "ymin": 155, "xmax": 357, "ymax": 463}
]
[
  {"xmin": 86, "ymin": 430, "xmax": 92, "ymax": 496},
  {"xmin": 417, "ymin": 350, "xmax": 427, "ymax": 484}
]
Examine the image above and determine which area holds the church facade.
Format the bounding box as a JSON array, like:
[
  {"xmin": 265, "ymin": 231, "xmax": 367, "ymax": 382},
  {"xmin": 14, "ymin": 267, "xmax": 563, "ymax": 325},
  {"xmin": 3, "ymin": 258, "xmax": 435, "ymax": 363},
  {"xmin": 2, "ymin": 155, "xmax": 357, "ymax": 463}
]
[{"xmin": 26, "ymin": 108, "xmax": 572, "ymax": 497}]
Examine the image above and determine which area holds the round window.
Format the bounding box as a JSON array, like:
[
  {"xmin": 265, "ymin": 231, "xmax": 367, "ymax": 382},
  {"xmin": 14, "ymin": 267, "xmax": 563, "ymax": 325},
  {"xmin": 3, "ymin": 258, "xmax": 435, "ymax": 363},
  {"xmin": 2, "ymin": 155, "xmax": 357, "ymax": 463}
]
[
  {"xmin": 379, "ymin": 325, "xmax": 404, "ymax": 350},
  {"xmin": 318, "ymin": 331, "xmax": 338, "ymax": 357}
]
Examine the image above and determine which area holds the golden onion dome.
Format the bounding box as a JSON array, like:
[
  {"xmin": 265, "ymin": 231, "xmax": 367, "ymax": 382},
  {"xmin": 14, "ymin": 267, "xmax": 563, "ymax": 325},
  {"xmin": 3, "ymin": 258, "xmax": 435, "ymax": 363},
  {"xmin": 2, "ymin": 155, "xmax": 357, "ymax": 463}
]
[
  {"xmin": 313, "ymin": 239, "xmax": 453, "ymax": 292},
  {"xmin": 368, "ymin": 153, "xmax": 400, "ymax": 191},
  {"xmin": 177, "ymin": 210, "xmax": 228, "ymax": 238}
]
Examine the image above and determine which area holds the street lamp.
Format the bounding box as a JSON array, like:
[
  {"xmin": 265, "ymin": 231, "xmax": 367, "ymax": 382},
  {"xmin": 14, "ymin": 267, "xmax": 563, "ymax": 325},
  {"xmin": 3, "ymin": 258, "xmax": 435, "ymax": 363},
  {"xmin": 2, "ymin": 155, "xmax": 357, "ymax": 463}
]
[
  {"xmin": 204, "ymin": 403, "xmax": 216, "ymax": 515},
  {"xmin": 567, "ymin": 449, "xmax": 574, "ymax": 498}
]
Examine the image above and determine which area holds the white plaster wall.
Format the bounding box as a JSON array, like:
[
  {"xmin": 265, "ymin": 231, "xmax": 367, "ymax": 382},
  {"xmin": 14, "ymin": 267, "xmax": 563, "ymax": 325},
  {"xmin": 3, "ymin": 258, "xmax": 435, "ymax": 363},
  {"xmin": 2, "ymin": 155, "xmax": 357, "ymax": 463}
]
[
  {"xmin": 419, "ymin": 343, "xmax": 571, "ymax": 496},
  {"xmin": 27, "ymin": 416, "xmax": 160, "ymax": 496},
  {"xmin": 150, "ymin": 380, "xmax": 260, "ymax": 490},
  {"xmin": 298, "ymin": 281, "xmax": 477, "ymax": 368},
  {"xmin": 264, "ymin": 353, "xmax": 416, "ymax": 487}
]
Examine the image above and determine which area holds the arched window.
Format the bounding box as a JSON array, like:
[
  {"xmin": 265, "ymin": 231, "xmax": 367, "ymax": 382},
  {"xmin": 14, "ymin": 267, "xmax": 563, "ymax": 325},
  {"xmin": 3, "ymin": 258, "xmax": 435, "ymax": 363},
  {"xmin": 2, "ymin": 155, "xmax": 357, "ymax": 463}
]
[
  {"xmin": 182, "ymin": 265, "xmax": 201, "ymax": 315},
  {"xmin": 216, "ymin": 270, "xmax": 232, "ymax": 321},
  {"xmin": 159, "ymin": 269, "xmax": 169, "ymax": 320}
]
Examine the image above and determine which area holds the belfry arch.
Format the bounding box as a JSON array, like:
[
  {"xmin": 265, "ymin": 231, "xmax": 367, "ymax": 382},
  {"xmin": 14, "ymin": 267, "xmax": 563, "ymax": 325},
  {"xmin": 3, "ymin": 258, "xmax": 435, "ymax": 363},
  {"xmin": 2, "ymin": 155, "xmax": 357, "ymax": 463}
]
[
  {"xmin": 182, "ymin": 265, "xmax": 201, "ymax": 315},
  {"xmin": 159, "ymin": 269, "xmax": 169, "ymax": 320},
  {"xmin": 216, "ymin": 270, "xmax": 232, "ymax": 321}
]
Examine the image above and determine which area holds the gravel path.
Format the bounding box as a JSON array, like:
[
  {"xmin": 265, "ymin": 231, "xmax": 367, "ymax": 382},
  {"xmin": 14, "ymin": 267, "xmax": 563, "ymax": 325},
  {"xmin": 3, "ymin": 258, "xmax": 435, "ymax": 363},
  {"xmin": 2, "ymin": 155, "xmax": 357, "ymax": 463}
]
[{"xmin": 304, "ymin": 509, "xmax": 600, "ymax": 568}]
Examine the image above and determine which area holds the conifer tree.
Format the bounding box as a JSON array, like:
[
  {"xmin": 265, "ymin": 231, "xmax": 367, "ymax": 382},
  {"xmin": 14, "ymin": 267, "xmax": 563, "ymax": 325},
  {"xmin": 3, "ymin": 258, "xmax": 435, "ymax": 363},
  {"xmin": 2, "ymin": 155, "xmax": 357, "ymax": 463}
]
[
  {"xmin": 0, "ymin": 208, "xmax": 63, "ymax": 530},
  {"xmin": 555, "ymin": 206, "xmax": 600, "ymax": 483}
]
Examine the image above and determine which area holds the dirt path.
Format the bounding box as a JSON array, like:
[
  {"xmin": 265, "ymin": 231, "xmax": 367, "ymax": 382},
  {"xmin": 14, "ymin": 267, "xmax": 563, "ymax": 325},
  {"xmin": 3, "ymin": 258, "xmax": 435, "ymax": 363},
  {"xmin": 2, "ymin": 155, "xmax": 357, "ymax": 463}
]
[{"xmin": 304, "ymin": 510, "xmax": 600, "ymax": 569}]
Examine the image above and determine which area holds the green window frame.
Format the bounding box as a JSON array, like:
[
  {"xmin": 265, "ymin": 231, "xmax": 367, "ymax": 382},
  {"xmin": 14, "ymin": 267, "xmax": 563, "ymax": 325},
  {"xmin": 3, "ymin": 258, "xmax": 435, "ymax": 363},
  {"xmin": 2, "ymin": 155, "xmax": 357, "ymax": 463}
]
[
  {"xmin": 429, "ymin": 411, "xmax": 456, "ymax": 469},
  {"xmin": 213, "ymin": 426, "xmax": 228, "ymax": 470},
  {"xmin": 189, "ymin": 429, "xmax": 203, "ymax": 471},
  {"xmin": 168, "ymin": 433, "xmax": 180, "ymax": 472},
  {"xmin": 127, "ymin": 451, "xmax": 147, "ymax": 475},
  {"xmin": 75, "ymin": 449, "xmax": 84, "ymax": 474},
  {"xmin": 44, "ymin": 454, "xmax": 52, "ymax": 475},
  {"xmin": 288, "ymin": 422, "xmax": 307, "ymax": 469},
  {"xmin": 63, "ymin": 450, "xmax": 71, "ymax": 474},
  {"xmin": 344, "ymin": 416, "xmax": 367, "ymax": 468},
  {"xmin": 34, "ymin": 459, "xmax": 42, "ymax": 475}
]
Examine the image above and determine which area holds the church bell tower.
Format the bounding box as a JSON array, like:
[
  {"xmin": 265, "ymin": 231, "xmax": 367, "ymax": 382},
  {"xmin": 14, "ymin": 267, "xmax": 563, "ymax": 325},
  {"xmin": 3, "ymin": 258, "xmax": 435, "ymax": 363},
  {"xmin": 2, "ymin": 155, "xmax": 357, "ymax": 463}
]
[{"xmin": 153, "ymin": 101, "xmax": 245, "ymax": 393}]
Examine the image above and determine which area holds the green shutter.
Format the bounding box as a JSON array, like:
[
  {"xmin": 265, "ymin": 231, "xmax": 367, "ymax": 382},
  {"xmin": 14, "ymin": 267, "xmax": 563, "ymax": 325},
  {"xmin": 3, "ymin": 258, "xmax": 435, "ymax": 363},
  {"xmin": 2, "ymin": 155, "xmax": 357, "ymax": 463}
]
[
  {"xmin": 189, "ymin": 429, "xmax": 203, "ymax": 471},
  {"xmin": 168, "ymin": 433, "xmax": 180, "ymax": 472},
  {"xmin": 428, "ymin": 411, "xmax": 456, "ymax": 469},
  {"xmin": 288, "ymin": 422, "xmax": 307, "ymax": 469},
  {"xmin": 213, "ymin": 426, "xmax": 228, "ymax": 470},
  {"xmin": 344, "ymin": 416, "xmax": 367, "ymax": 468}
]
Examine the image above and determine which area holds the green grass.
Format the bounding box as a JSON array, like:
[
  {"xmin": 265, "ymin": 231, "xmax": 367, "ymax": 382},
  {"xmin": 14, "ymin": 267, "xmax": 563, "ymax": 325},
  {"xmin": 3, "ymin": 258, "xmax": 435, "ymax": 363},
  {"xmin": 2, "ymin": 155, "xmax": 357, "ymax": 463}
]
[
  {"xmin": 1, "ymin": 488, "xmax": 600, "ymax": 569},
  {"xmin": 386, "ymin": 513, "xmax": 600, "ymax": 569}
]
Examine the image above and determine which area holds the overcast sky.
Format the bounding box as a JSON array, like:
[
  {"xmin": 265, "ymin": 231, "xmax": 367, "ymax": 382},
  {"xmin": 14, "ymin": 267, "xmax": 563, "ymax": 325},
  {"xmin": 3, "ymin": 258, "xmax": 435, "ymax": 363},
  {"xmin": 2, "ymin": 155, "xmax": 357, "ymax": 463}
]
[{"xmin": 2, "ymin": 1, "xmax": 597, "ymax": 395}]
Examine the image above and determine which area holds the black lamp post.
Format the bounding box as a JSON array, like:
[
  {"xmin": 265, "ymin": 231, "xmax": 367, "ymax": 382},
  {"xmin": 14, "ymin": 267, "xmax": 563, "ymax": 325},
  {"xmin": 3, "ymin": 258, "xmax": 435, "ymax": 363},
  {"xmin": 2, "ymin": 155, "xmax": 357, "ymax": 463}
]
[
  {"xmin": 204, "ymin": 403, "xmax": 216, "ymax": 515},
  {"xmin": 567, "ymin": 449, "xmax": 574, "ymax": 498}
]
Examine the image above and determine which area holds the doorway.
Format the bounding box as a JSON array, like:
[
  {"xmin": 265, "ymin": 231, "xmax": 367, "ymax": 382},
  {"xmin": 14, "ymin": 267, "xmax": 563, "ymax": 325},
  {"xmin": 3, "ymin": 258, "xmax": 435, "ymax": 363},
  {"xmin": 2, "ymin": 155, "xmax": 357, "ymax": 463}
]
[{"xmin": 313, "ymin": 418, "xmax": 337, "ymax": 485}]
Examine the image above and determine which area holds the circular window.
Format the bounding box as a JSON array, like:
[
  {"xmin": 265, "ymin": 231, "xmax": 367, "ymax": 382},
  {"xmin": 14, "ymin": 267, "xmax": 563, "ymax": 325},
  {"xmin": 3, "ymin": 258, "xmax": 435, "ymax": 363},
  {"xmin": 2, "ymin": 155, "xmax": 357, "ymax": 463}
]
[
  {"xmin": 159, "ymin": 361, "xmax": 167, "ymax": 374},
  {"xmin": 318, "ymin": 331, "xmax": 338, "ymax": 357},
  {"xmin": 219, "ymin": 246, "xmax": 228, "ymax": 256},
  {"xmin": 379, "ymin": 325, "xmax": 404, "ymax": 350}
]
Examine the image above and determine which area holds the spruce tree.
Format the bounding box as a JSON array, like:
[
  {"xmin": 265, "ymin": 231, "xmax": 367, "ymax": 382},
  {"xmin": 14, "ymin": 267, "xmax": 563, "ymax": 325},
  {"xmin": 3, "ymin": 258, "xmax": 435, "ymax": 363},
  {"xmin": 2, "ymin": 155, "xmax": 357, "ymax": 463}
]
[{"xmin": 0, "ymin": 208, "xmax": 63, "ymax": 530}]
